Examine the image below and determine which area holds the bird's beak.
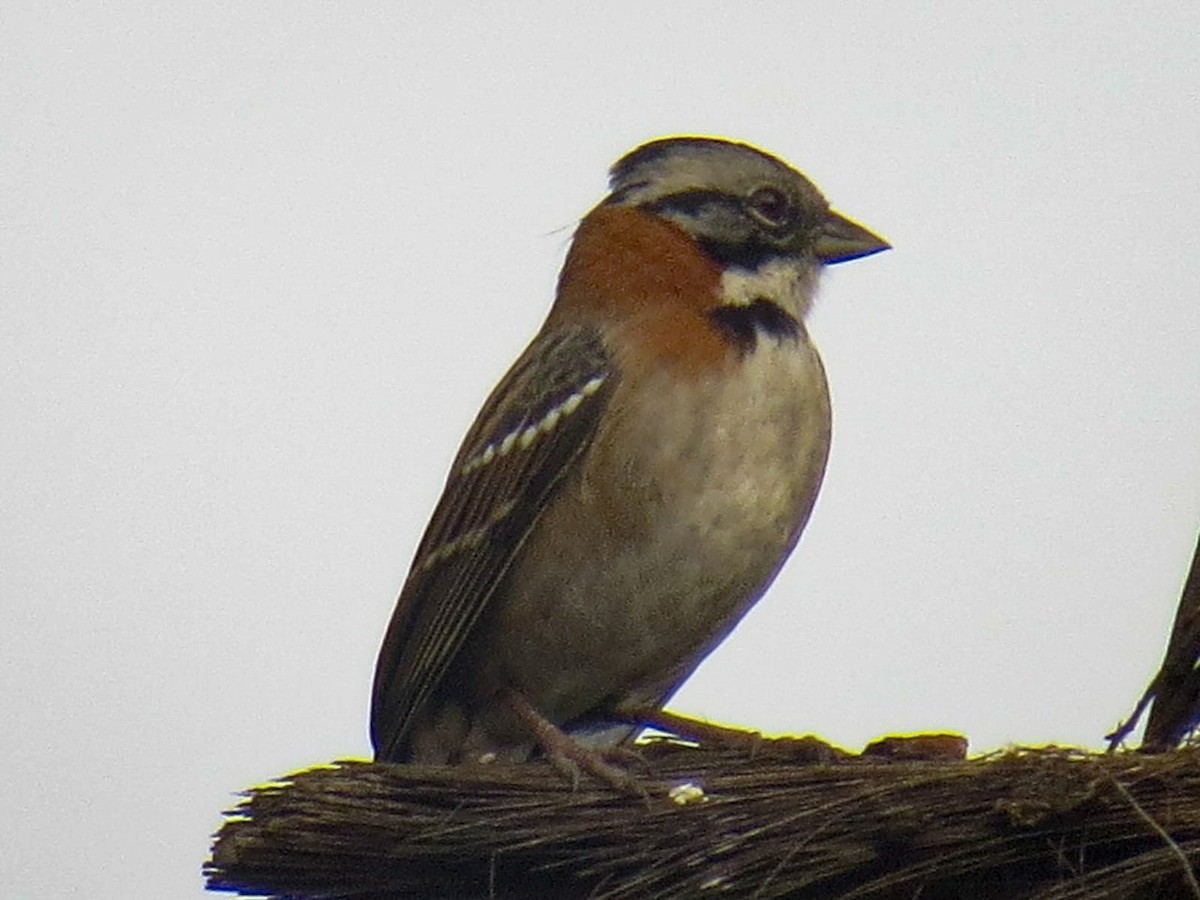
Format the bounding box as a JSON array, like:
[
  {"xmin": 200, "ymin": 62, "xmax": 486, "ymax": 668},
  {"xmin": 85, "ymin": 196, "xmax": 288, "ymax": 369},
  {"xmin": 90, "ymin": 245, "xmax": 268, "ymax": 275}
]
[{"xmin": 814, "ymin": 210, "xmax": 890, "ymax": 265}]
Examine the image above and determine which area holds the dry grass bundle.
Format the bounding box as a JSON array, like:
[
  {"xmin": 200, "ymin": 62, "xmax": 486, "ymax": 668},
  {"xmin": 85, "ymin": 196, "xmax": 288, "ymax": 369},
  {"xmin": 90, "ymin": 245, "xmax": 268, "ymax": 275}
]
[{"xmin": 206, "ymin": 742, "xmax": 1200, "ymax": 899}]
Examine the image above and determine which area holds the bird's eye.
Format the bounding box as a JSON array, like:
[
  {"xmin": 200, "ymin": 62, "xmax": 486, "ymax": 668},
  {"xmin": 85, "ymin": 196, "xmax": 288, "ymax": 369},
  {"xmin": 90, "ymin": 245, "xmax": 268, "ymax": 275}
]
[{"xmin": 746, "ymin": 186, "xmax": 793, "ymax": 228}]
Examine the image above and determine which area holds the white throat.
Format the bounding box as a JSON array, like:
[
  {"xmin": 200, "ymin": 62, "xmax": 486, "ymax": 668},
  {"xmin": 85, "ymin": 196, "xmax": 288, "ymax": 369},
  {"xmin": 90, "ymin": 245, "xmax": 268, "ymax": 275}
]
[{"xmin": 718, "ymin": 257, "xmax": 819, "ymax": 321}]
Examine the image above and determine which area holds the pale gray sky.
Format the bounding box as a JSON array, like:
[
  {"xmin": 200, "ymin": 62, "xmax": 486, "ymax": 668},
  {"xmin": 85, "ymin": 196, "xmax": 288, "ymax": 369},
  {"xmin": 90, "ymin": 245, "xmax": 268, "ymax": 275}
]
[{"xmin": 2, "ymin": 3, "xmax": 1198, "ymax": 897}]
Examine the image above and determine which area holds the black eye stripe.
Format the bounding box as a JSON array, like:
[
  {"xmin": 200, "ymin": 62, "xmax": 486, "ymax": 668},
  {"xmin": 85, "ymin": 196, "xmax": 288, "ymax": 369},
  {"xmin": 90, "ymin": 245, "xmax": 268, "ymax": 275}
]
[
  {"xmin": 645, "ymin": 187, "xmax": 798, "ymax": 232},
  {"xmin": 644, "ymin": 188, "xmax": 808, "ymax": 268},
  {"xmin": 643, "ymin": 189, "xmax": 734, "ymax": 217}
]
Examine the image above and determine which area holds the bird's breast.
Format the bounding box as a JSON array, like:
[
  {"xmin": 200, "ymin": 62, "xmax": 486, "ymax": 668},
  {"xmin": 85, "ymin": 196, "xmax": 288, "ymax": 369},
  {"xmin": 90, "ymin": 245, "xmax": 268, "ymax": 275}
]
[
  {"xmin": 603, "ymin": 326, "xmax": 831, "ymax": 577},
  {"xmin": 483, "ymin": 328, "xmax": 831, "ymax": 721}
]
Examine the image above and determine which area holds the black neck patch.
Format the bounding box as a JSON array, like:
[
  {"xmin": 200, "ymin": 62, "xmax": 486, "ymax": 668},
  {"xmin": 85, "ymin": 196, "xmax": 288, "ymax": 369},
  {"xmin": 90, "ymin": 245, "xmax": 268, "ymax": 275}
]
[{"xmin": 708, "ymin": 299, "xmax": 800, "ymax": 355}]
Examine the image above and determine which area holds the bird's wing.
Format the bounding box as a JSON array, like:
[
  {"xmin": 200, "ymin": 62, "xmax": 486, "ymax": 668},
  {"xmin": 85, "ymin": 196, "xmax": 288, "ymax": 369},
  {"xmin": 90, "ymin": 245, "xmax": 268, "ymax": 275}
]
[{"xmin": 370, "ymin": 323, "xmax": 615, "ymax": 759}]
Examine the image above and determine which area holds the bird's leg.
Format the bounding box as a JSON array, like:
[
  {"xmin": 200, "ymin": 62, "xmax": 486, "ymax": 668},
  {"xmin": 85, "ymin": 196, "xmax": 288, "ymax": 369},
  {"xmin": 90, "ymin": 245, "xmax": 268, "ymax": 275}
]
[{"xmin": 503, "ymin": 688, "xmax": 648, "ymax": 797}]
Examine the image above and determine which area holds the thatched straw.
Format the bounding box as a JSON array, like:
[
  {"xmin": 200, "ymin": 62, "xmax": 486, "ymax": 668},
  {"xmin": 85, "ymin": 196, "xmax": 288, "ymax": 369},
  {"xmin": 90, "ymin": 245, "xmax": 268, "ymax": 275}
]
[{"xmin": 206, "ymin": 743, "xmax": 1200, "ymax": 899}]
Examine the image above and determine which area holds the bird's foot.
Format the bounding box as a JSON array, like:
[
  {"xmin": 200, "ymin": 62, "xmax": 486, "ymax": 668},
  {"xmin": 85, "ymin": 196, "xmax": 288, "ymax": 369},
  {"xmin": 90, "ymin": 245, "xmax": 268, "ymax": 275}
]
[
  {"xmin": 630, "ymin": 707, "xmax": 851, "ymax": 763},
  {"xmin": 601, "ymin": 743, "xmax": 653, "ymax": 773},
  {"xmin": 504, "ymin": 688, "xmax": 649, "ymax": 799}
]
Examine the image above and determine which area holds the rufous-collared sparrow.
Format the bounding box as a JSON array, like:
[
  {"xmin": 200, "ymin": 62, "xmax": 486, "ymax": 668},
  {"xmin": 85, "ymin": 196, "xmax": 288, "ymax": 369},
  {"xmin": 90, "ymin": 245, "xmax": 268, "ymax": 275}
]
[{"xmin": 371, "ymin": 136, "xmax": 889, "ymax": 784}]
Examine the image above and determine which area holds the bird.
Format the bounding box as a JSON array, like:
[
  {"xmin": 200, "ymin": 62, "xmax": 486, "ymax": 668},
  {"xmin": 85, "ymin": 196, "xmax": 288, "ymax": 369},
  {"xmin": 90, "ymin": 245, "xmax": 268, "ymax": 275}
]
[{"xmin": 370, "ymin": 136, "xmax": 889, "ymax": 784}]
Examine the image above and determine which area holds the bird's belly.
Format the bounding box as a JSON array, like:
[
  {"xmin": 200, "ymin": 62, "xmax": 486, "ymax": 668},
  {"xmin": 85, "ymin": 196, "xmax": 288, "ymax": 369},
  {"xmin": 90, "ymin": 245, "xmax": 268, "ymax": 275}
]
[{"xmin": 480, "ymin": 337, "xmax": 831, "ymax": 727}]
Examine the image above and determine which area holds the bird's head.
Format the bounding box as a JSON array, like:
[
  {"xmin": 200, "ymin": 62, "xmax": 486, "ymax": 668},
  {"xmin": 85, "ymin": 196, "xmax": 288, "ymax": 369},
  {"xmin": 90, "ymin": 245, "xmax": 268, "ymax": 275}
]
[{"xmin": 602, "ymin": 136, "xmax": 889, "ymax": 317}]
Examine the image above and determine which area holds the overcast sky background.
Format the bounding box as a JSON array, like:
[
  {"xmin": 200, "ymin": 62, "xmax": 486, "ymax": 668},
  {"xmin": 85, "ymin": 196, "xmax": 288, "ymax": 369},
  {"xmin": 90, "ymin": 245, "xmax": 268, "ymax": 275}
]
[{"xmin": 2, "ymin": 4, "xmax": 1198, "ymax": 897}]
